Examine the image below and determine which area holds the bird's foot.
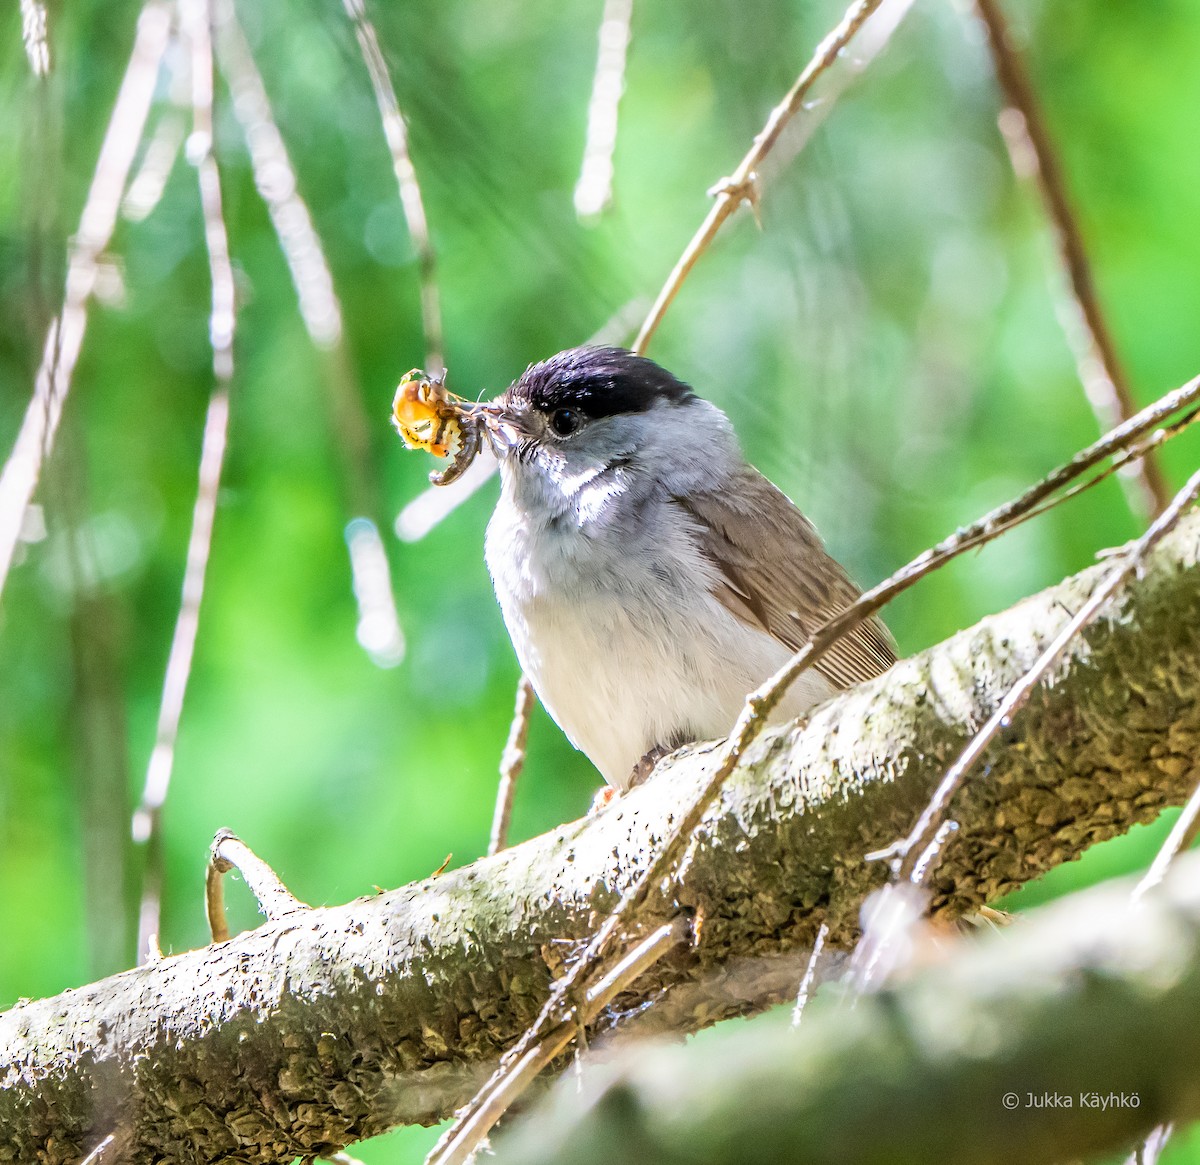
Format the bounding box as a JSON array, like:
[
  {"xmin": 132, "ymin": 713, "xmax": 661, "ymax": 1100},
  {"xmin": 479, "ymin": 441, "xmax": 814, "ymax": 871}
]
[
  {"xmin": 589, "ymin": 740, "xmax": 687, "ymax": 815},
  {"xmin": 628, "ymin": 742, "xmax": 674, "ymax": 789}
]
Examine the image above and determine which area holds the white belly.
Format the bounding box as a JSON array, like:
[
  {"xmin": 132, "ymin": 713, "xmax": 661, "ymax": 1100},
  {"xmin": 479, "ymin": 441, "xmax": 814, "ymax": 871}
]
[{"xmin": 486, "ymin": 490, "xmax": 834, "ymax": 788}]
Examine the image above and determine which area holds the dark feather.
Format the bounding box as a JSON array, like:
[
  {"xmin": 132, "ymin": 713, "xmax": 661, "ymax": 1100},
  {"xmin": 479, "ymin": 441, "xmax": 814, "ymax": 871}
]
[{"xmin": 507, "ymin": 346, "xmax": 695, "ymax": 420}]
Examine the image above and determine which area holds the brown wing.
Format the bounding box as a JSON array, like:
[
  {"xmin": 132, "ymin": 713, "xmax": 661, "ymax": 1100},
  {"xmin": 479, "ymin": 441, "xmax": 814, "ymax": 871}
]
[{"xmin": 674, "ymin": 469, "xmax": 896, "ymax": 690}]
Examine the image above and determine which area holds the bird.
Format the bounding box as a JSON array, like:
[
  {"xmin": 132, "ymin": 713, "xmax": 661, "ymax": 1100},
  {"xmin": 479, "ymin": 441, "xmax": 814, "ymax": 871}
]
[{"xmin": 481, "ymin": 346, "xmax": 896, "ymax": 791}]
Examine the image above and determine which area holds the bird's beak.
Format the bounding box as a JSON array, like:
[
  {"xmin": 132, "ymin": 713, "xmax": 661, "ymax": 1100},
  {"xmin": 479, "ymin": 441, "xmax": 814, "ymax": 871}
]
[{"xmin": 477, "ymin": 400, "xmax": 528, "ymax": 456}]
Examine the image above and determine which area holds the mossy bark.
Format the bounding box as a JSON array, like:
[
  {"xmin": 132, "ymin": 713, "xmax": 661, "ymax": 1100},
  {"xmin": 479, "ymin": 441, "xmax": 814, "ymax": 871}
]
[
  {"xmin": 2, "ymin": 513, "xmax": 1198, "ymax": 1164},
  {"xmin": 495, "ymin": 851, "xmax": 1200, "ymax": 1165}
]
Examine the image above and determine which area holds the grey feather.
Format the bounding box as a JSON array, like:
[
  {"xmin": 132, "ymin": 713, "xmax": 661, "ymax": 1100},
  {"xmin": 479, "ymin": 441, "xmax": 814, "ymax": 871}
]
[{"xmin": 673, "ymin": 469, "xmax": 897, "ymax": 690}]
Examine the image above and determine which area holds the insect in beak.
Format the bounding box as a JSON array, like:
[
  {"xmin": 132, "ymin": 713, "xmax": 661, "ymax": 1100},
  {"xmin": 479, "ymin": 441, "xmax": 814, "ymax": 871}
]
[{"xmin": 391, "ymin": 369, "xmax": 484, "ymax": 486}]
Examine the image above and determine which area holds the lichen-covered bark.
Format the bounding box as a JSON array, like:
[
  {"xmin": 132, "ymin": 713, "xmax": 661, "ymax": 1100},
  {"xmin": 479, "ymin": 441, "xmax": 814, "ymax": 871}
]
[
  {"xmin": 2, "ymin": 512, "xmax": 1198, "ymax": 1164},
  {"xmin": 495, "ymin": 850, "xmax": 1200, "ymax": 1165}
]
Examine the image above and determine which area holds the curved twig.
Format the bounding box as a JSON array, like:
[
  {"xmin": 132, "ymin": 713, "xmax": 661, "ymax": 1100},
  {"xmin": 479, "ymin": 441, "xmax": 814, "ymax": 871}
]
[{"xmin": 206, "ymin": 829, "xmax": 308, "ymax": 943}]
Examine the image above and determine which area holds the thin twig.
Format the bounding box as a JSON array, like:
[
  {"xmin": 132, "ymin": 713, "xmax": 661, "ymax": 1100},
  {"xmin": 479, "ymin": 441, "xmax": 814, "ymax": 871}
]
[
  {"xmin": 427, "ymin": 915, "xmax": 688, "ymax": 1165},
  {"xmin": 206, "ymin": 829, "xmax": 308, "ymax": 943},
  {"xmin": 907, "ymin": 819, "xmax": 959, "ymax": 888},
  {"xmin": 436, "ymin": 369, "xmax": 1200, "ymax": 1152},
  {"xmin": 975, "ymin": 0, "xmax": 1170, "ymax": 519},
  {"xmin": 574, "ymin": 0, "xmax": 633, "ymax": 219},
  {"xmin": 394, "ymin": 451, "xmax": 498, "ymax": 542},
  {"xmin": 78, "ymin": 1131, "xmax": 126, "ymax": 1165},
  {"xmin": 214, "ymin": 0, "xmax": 341, "ymax": 346},
  {"xmin": 343, "ymin": 0, "xmax": 444, "ymax": 370},
  {"xmin": 214, "ymin": 0, "xmax": 403, "ymax": 667},
  {"xmin": 19, "ymin": 0, "xmax": 51, "ymax": 76},
  {"xmin": 755, "ymin": 0, "xmax": 914, "ymax": 183},
  {"xmin": 123, "ymin": 53, "xmax": 190, "ymax": 225},
  {"xmin": 344, "ymin": 518, "xmax": 406, "ymax": 665},
  {"xmin": 0, "ymin": 0, "xmax": 170, "ymax": 603},
  {"xmin": 988, "ymin": 408, "xmax": 1198, "ymax": 539},
  {"xmin": 488, "ymin": 676, "xmax": 535, "ymax": 856},
  {"xmin": 204, "ymin": 858, "xmax": 229, "ymax": 942},
  {"xmin": 122, "ymin": 107, "xmax": 186, "ymax": 223},
  {"xmin": 79, "ymin": 1134, "xmax": 113, "ymax": 1164},
  {"xmin": 632, "ymin": 0, "xmax": 895, "ymax": 355},
  {"xmin": 1135, "ymin": 775, "xmax": 1200, "ymax": 900},
  {"xmin": 871, "ymin": 463, "xmax": 1200, "ymax": 879},
  {"xmin": 847, "ymin": 882, "xmax": 931, "ymax": 993},
  {"xmin": 133, "ymin": 0, "xmax": 236, "ymax": 963},
  {"xmin": 790, "ymin": 920, "xmax": 828, "ymax": 1028}
]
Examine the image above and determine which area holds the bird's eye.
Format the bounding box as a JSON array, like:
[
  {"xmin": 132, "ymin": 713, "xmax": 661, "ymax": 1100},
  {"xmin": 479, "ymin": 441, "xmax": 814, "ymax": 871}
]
[{"xmin": 548, "ymin": 408, "xmax": 582, "ymax": 437}]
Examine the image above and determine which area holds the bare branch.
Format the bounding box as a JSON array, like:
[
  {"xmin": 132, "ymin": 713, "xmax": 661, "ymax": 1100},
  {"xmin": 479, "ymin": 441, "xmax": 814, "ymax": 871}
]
[
  {"xmin": 790, "ymin": 920, "xmax": 828, "ymax": 1029},
  {"xmin": 344, "ymin": 517, "xmax": 406, "ymax": 665},
  {"xmin": 975, "ymin": 0, "xmax": 1170, "ymax": 518},
  {"xmin": 489, "ymin": 676, "xmax": 535, "ymax": 856},
  {"xmin": 214, "ymin": 0, "xmax": 341, "ymax": 346},
  {"xmin": 122, "ymin": 106, "xmax": 186, "ymax": 223},
  {"xmin": 492, "ymin": 852, "xmax": 1200, "ymax": 1165},
  {"xmin": 78, "ymin": 1132, "xmax": 122, "ymax": 1165},
  {"xmin": 19, "ymin": 0, "xmax": 51, "ymax": 76},
  {"xmin": 574, "ymin": 0, "xmax": 633, "ymax": 219},
  {"xmin": 343, "ymin": 0, "xmax": 444, "ymax": 370},
  {"xmin": 133, "ymin": 0, "xmax": 237, "ymax": 963},
  {"xmin": 632, "ymin": 0, "xmax": 906, "ymax": 355},
  {"xmin": 213, "ymin": 0, "xmax": 403, "ymax": 667},
  {"xmin": 394, "ymin": 451, "xmax": 498, "ymax": 542},
  {"xmin": 871, "ymin": 463, "xmax": 1200, "ymax": 877},
  {"xmin": 0, "ymin": 0, "xmax": 170, "ymax": 602}
]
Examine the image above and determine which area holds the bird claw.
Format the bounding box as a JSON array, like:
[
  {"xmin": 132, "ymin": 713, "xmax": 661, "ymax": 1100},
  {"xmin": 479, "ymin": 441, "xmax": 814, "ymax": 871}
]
[{"xmin": 628, "ymin": 742, "xmax": 674, "ymax": 788}]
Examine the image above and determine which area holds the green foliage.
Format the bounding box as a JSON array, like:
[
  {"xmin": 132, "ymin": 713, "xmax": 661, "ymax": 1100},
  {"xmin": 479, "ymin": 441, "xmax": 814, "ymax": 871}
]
[{"xmin": 1, "ymin": 0, "xmax": 1198, "ymax": 1159}]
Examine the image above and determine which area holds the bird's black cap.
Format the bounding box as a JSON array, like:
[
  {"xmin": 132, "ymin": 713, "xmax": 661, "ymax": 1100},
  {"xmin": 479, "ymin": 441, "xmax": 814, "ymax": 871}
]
[{"xmin": 506, "ymin": 346, "xmax": 696, "ymax": 420}]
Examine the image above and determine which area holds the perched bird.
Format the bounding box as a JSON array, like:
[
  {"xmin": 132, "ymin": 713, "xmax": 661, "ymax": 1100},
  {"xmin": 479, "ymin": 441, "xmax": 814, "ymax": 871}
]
[{"xmin": 483, "ymin": 346, "xmax": 896, "ymax": 790}]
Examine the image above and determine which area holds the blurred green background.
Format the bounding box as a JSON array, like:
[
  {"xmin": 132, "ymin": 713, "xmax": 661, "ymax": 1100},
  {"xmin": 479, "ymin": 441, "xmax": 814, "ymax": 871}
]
[{"xmin": 2, "ymin": 0, "xmax": 1199, "ymax": 1159}]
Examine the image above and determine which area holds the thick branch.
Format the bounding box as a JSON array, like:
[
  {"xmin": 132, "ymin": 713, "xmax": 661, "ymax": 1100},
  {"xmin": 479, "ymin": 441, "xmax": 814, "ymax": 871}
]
[
  {"xmin": 495, "ymin": 849, "xmax": 1200, "ymax": 1165},
  {"xmin": 3, "ymin": 511, "xmax": 1199, "ymax": 1164}
]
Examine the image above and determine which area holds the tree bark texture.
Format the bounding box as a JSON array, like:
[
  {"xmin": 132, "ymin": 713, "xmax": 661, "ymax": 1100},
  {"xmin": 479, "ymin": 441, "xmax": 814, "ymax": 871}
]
[
  {"xmin": 494, "ymin": 850, "xmax": 1200, "ymax": 1165},
  {"xmin": 3, "ymin": 511, "xmax": 1198, "ymax": 1164}
]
